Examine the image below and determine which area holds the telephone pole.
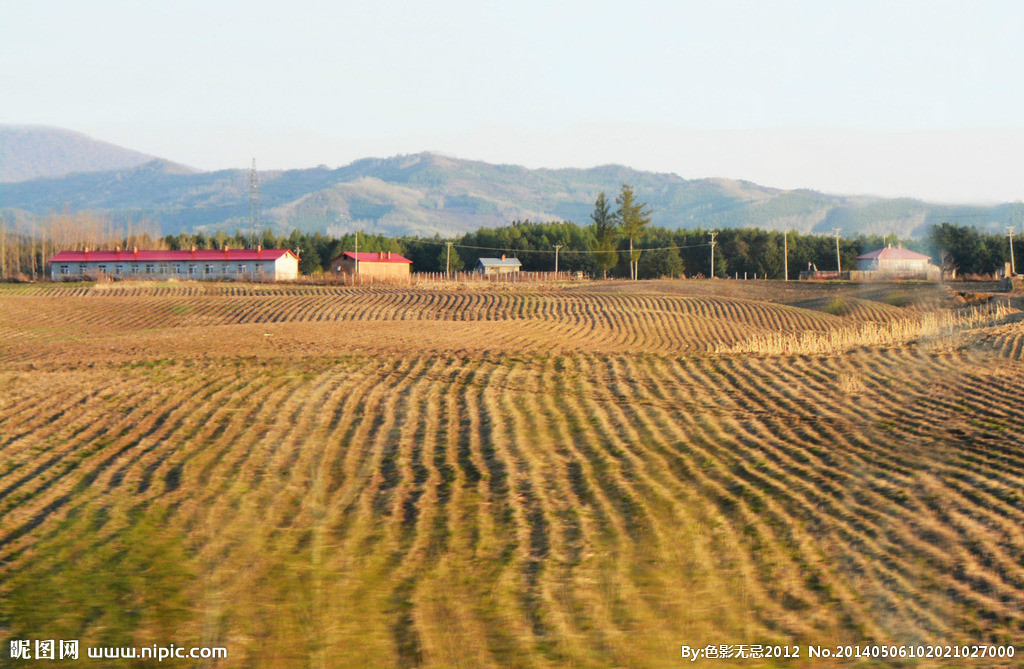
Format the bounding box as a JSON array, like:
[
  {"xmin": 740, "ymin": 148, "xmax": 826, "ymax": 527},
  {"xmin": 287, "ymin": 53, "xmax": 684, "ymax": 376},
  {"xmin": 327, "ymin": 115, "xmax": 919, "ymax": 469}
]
[
  {"xmin": 353, "ymin": 232, "xmax": 359, "ymax": 276},
  {"xmin": 553, "ymin": 244, "xmax": 562, "ymax": 276},
  {"xmin": 1007, "ymin": 226, "xmax": 1017, "ymax": 275},
  {"xmin": 445, "ymin": 241, "xmax": 453, "ymax": 277},
  {"xmin": 708, "ymin": 232, "xmax": 718, "ymax": 278},
  {"xmin": 832, "ymin": 227, "xmax": 842, "ymax": 276},
  {"xmin": 784, "ymin": 230, "xmax": 789, "ymax": 281}
]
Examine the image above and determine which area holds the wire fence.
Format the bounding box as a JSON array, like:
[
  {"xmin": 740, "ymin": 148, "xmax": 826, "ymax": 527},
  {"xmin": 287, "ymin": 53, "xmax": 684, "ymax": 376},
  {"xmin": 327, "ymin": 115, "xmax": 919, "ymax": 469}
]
[{"xmin": 302, "ymin": 270, "xmax": 588, "ymax": 286}]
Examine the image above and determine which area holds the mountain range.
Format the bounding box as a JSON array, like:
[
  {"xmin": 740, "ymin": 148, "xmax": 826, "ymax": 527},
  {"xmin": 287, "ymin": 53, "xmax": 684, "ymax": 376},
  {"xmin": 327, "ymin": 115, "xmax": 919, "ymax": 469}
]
[
  {"xmin": 0, "ymin": 125, "xmax": 189, "ymax": 183},
  {"xmin": 1, "ymin": 125, "xmax": 1020, "ymax": 239}
]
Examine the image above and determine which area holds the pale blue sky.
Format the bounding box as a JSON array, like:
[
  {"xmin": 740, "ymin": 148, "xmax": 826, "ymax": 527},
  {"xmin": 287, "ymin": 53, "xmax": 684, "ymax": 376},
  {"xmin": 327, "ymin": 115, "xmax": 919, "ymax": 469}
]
[{"xmin": 2, "ymin": 0, "xmax": 1023, "ymax": 201}]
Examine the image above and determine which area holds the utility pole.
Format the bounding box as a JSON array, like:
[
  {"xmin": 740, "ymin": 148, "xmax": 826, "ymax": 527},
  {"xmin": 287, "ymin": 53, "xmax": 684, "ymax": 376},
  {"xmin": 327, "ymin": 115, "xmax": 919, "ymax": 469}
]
[
  {"xmin": 832, "ymin": 227, "xmax": 842, "ymax": 276},
  {"xmin": 784, "ymin": 230, "xmax": 789, "ymax": 281},
  {"xmin": 41, "ymin": 220, "xmax": 48, "ymax": 281},
  {"xmin": 354, "ymin": 232, "xmax": 359, "ymax": 276},
  {"xmin": 708, "ymin": 232, "xmax": 718, "ymax": 278},
  {"xmin": 553, "ymin": 244, "xmax": 562, "ymax": 276},
  {"xmin": 1007, "ymin": 226, "xmax": 1017, "ymax": 275},
  {"xmin": 445, "ymin": 241, "xmax": 453, "ymax": 277}
]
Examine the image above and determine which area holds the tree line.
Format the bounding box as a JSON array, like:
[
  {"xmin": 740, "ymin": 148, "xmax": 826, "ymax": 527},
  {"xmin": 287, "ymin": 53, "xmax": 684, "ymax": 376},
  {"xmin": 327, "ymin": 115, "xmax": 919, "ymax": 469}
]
[
  {"xmin": 0, "ymin": 212, "xmax": 161, "ymax": 280},
  {"xmin": 2, "ymin": 192, "xmax": 1018, "ymax": 280},
  {"xmin": 159, "ymin": 213, "xmax": 1020, "ymax": 280}
]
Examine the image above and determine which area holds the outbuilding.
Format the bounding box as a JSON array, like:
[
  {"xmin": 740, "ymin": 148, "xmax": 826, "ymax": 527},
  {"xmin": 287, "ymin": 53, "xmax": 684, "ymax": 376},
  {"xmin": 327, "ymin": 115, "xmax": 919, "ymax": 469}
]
[
  {"xmin": 330, "ymin": 251, "xmax": 412, "ymax": 279},
  {"xmin": 476, "ymin": 256, "xmax": 522, "ymax": 275},
  {"xmin": 50, "ymin": 246, "xmax": 299, "ymax": 281},
  {"xmin": 855, "ymin": 246, "xmax": 938, "ymax": 277}
]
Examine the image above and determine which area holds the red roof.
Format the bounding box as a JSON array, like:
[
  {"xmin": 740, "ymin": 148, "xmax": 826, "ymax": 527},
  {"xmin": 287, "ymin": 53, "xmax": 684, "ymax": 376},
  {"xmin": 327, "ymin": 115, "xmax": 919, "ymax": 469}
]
[
  {"xmin": 50, "ymin": 249, "xmax": 299, "ymax": 263},
  {"xmin": 335, "ymin": 251, "xmax": 412, "ymax": 264},
  {"xmin": 856, "ymin": 247, "xmax": 932, "ymax": 261}
]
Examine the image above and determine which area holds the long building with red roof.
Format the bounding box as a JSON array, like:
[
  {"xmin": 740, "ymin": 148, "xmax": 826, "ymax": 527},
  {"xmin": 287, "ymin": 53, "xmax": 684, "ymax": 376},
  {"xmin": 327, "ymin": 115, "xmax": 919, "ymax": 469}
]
[{"xmin": 49, "ymin": 246, "xmax": 299, "ymax": 281}]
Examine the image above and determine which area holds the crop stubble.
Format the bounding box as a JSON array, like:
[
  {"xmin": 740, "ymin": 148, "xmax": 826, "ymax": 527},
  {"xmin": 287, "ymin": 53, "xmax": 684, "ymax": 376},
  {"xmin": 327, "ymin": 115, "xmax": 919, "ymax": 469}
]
[{"xmin": 1, "ymin": 281, "xmax": 1022, "ymax": 668}]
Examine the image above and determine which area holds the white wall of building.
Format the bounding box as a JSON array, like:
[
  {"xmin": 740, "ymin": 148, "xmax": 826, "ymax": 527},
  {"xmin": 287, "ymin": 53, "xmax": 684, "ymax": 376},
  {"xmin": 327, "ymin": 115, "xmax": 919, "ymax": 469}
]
[
  {"xmin": 52, "ymin": 256, "xmax": 298, "ymax": 281},
  {"xmin": 855, "ymin": 257, "xmax": 931, "ymax": 273}
]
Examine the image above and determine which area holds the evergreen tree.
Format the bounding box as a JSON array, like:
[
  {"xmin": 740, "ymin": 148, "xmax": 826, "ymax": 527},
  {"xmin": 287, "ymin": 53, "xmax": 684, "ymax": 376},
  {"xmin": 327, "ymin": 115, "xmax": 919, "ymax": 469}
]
[
  {"xmin": 259, "ymin": 228, "xmax": 278, "ymax": 250},
  {"xmin": 929, "ymin": 222, "xmax": 1004, "ymax": 275},
  {"xmin": 616, "ymin": 184, "xmax": 652, "ymax": 280},
  {"xmin": 437, "ymin": 246, "xmax": 464, "ymax": 273},
  {"xmin": 639, "ymin": 243, "xmax": 685, "ymax": 279},
  {"xmin": 590, "ymin": 192, "xmax": 619, "ymax": 279}
]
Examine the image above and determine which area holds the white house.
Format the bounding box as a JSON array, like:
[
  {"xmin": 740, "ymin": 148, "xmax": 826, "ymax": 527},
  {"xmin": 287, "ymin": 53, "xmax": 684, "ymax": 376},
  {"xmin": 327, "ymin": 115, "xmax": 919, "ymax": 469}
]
[
  {"xmin": 476, "ymin": 256, "xmax": 522, "ymax": 275},
  {"xmin": 49, "ymin": 247, "xmax": 300, "ymax": 281},
  {"xmin": 855, "ymin": 246, "xmax": 936, "ymax": 273}
]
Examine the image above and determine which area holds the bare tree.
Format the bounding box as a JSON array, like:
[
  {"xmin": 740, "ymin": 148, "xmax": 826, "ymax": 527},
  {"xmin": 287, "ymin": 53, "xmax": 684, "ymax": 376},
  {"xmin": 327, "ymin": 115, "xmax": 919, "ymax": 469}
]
[
  {"xmin": 941, "ymin": 251, "xmax": 959, "ymax": 280},
  {"xmin": 1, "ymin": 217, "xmax": 6, "ymax": 278}
]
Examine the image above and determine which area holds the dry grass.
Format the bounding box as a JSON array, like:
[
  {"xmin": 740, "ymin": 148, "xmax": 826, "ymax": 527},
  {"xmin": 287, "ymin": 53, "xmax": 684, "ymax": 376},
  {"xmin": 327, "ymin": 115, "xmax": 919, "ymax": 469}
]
[
  {"xmin": 1, "ymin": 281, "xmax": 1023, "ymax": 668},
  {"xmin": 720, "ymin": 303, "xmax": 1017, "ymax": 356}
]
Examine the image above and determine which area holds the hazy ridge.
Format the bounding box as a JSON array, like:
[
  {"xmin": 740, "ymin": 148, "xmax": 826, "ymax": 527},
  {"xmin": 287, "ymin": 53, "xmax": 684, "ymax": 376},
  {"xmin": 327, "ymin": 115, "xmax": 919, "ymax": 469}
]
[
  {"xmin": 1, "ymin": 126, "xmax": 1020, "ymax": 238},
  {"xmin": 0, "ymin": 125, "xmax": 183, "ymax": 182}
]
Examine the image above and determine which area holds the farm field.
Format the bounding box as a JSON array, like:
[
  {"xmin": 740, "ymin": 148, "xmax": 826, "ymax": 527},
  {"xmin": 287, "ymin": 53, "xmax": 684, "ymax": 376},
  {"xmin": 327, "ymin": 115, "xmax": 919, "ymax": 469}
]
[{"xmin": 1, "ymin": 280, "xmax": 1023, "ymax": 668}]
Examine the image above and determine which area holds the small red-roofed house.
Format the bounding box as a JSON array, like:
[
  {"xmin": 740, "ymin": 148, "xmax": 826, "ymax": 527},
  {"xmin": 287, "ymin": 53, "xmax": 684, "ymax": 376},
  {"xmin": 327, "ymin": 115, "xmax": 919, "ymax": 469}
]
[
  {"xmin": 329, "ymin": 251, "xmax": 412, "ymax": 279},
  {"xmin": 49, "ymin": 246, "xmax": 300, "ymax": 281}
]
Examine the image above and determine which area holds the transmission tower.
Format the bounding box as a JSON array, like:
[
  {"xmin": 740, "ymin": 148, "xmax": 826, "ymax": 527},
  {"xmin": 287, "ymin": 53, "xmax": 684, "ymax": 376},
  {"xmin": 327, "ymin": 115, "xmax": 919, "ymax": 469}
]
[{"xmin": 249, "ymin": 158, "xmax": 260, "ymax": 244}]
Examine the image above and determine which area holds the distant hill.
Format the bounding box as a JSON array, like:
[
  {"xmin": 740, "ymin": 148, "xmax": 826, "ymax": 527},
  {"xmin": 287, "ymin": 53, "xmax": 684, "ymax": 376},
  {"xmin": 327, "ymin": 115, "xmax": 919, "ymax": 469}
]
[
  {"xmin": 1, "ymin": 134, "xmax": 1020, "ymax": 239},
  {"xmin": 0, "ymin": 125, "xmax": 195, "ymax": 183}
]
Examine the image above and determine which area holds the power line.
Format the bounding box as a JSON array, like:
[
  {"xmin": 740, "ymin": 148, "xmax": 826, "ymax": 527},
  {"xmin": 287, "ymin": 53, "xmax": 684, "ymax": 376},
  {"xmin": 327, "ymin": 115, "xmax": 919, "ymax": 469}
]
[
  {"xmin": 365, "ymin": 235, "xmax": 713, "ymax": 255},
  {"xmin": 239, "ymin": 221, "xmax": 1010, "ymax": 260}
]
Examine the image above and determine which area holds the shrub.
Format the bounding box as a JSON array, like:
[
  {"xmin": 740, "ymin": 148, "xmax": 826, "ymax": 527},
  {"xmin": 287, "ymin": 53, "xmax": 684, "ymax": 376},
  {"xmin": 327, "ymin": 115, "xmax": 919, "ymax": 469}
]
[
  {"xmin": 825, "ymin": 297, "xmax": 850, "ymax": 316},
  {"xmin": 885, "ymin": 291, "xmax": 913, "ymax": 307}
]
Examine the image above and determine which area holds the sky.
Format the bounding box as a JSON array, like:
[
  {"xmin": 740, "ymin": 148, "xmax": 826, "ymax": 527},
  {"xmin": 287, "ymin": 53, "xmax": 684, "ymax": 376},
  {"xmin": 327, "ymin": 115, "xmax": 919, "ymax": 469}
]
[{"xmin": 2, "ymin": 0, "xmax": 1023, "ymax": 203}]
